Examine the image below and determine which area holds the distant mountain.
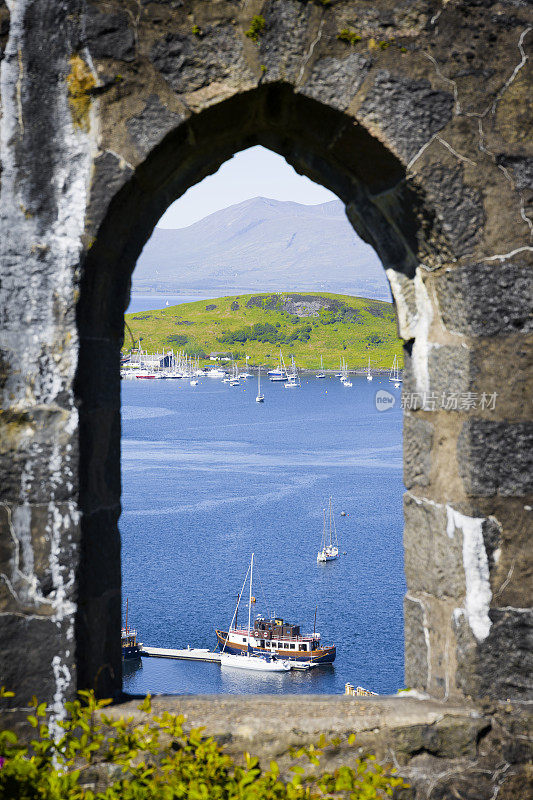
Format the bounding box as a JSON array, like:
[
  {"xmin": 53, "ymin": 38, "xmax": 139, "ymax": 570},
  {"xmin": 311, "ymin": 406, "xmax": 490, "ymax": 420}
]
[{"xmin": 133, "ymin": 197, "xmax": 390, "ymax": 301}]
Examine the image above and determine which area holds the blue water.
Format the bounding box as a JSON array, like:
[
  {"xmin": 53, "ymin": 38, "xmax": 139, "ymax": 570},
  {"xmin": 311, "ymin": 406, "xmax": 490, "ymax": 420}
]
[{"xmin": 121, "ymin": 375, "xmax": 405, "ymax": 696}]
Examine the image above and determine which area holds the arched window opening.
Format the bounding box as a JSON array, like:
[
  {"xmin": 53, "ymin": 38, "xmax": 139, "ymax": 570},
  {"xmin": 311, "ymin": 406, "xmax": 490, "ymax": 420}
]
[{"xmin": 118, "ymin": 145, "xmax": 406, "ymax": 697}]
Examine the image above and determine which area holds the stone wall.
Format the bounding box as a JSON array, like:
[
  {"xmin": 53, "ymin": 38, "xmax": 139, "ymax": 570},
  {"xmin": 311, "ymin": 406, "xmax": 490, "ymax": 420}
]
[{"xmin": 0, "ymin": 1, "xmax": 531, "ymax": 791}]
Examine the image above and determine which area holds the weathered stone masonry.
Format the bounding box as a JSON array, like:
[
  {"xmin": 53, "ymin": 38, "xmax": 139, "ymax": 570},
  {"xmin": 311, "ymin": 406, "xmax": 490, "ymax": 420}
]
[{"xmin": 0, "ymin": 1, "xmax": 531, "ymax": 796}]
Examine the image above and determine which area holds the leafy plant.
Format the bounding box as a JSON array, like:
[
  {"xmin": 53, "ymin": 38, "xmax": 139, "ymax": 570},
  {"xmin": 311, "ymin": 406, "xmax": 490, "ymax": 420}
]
[
  {"xmin": 245, "ymin": 15, "xmax": 266, "ymax": 42},
  {"xmin": 0, "ymin": 688, "xmax": 407, "ymax": 799}
]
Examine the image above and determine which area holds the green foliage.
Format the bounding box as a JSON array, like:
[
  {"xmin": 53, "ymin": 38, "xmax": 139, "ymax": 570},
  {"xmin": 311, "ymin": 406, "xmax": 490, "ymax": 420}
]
[
  {"xmin": 218, "ymin": 321, "xmax": 313, "ymax": 347},
  {"xmin": 337, "ymin": 28, "xmax": 361, "ymax": 45},
  {"xmin": 245, "ymin": 15, "xmax": 266, "ymax": 42},
  {"xmin": 191, "ymin": 23, "xmax": 202, "ymax": 37},
  {"xmin": 0, "ymin": 689, "xmax": 408, "ymax": 800},
  {"xmin": 167, "ymin": 334, "xmax": 189, "ymax": 346}
]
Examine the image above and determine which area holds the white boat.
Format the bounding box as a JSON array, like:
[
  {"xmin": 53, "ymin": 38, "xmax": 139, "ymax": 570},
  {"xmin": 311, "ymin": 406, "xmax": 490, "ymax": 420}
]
[
  {"xmin": 285, "ymin": 356, "xmax": 300, "ymax": 388},
  {"xmin": 316, "ymin": 355, "xmax": 326, "ymax": 379},
  {"xmin": 317, "ymin": 498, "xmax": 339, "ymax": 563},
  {"xmin": 269, "ymin": 349, "xmax": 288, "ymax": 381},
  {"xmin": 339, "ymin": 358, "xmax": 350, "ymax": 384},
  {"xmin": 206, "ymin": 368, "xmax": 226, "ymax": 378},
  {"xmin": 229, "ymin": 361, "xmax": 240, "ymax": 386},
  {"xmin": 219, "ymin": 554, "xmax": 292, "ymax": 672},
  {"xmin": 256, "ymin": 367, "xmax": 264, "ymax": 402},
  {"xmin": 190, "ymin": 379, "xmax": 198, "ymax": 386},
  {"xmin": 366, "ymin": 357, "xmax": 373, "ymax": 381},
  {"xmin": 389, "ymin": 355, "xmax": 402, "ymax": 388}
]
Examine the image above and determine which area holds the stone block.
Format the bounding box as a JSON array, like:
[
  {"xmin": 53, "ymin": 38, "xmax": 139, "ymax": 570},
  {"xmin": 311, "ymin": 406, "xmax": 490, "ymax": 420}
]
[
  {"xmin": 301, "ymin": 53, "xmax": 371, "ymax": 111},
  {"xmin": 403, "ymin": 413, "xmax": 433, "ymax": 487},
  {"xmin": 455, "ymin": 607, "xmax": 533, "ymax": 701},
  {"xmin": 458, "ymin": 420, "xmax": 533, "ymax": 497},
  {"xmin": 404, "ymin": 595, "xmax": 429, "ymax": 691},
  {"xmin": 85, "ymin": 5, "xmax": 135, "ymax": 62},
  {"xmin": 126, "ymin": 95, "xmax": 185, "ymax": 158},
  {"xmin": 0, "ymin": 614, "xmax": 75, "ymax": 706},
  {"xmin": 427, "ymin": 345, "xmax": 473, "ymax": 399},
  {"xmin": 358, "ymin": 70, "xmax": 453, "ymax": 164},
  {"xmin": 0, "ymin": 408, "xmax": 78, "ymax": 504},
  {"xmin": 0, "ymin": 501, "xmax": 79, "ymax": 615},
  {"xmin": 434, "ymin": 262, "xmax": 533, "ymax": 336},
  {"xmin": 403, "ymin": 494, "xmax": 464, "ymax": 598}
]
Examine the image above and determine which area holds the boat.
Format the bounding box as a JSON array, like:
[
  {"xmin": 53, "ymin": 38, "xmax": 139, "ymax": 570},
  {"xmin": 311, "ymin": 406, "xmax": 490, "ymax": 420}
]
[
  {"xmin": 256, "ymin": 366, "xmax": 264, "ymax": 402},
  {"xmin": 122, "ymin": 599, "xmax": 142, "ymax": 661},
  {"xmin": 366, "ymin": 357, "xmax": 373, "ymax": 381},
  {"xmin": 269, "ymin": 349, "xmax": 288, "ymax": 381},
  {"xmin": 190, "ymin": 379, "xmax": 198, "ymax": 386},
  {"xmin": 317, "ymin": 498, "xmax": 339, "ymax": 563},
  {"xmin": 219, "ymin": 554, "xmax": 293, "ymax": 672},
  {"xmin": 339, "ymin": 358, "xmax": 351, "ymax": 386},
  {"xmin": 216, "ymin": 555, "xmax": 336, "ymax": 665},
  {"xmin": 206, "ymin": 368, "xmax": 226, "ymax": 378},
  {"xmin": 285, "ymin": 356, "xmax": 300, "ymax": 388},
  {"xmin": 389, "ymin": 355, "xmax": 402, "ymax": 388},
  {"xmin": 229, "ymin": 361, "xmax": 241, "ymax": 386},
  {"xmin": 316, "ymin": 355, "xmax": 326, "ymax": 379}
]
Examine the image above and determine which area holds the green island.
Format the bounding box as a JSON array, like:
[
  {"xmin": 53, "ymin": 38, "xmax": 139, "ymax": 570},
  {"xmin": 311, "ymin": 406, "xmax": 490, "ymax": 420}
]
[{"xmin": 123, "ymin": 292, "xmax": 403, "ymax": 370}]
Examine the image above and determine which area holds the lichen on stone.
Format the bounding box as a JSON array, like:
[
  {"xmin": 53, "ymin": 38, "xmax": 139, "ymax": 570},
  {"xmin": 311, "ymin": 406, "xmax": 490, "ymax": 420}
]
[{"xmin": 66, "ymin": 54, "xmax": 96, "ymax": 132}]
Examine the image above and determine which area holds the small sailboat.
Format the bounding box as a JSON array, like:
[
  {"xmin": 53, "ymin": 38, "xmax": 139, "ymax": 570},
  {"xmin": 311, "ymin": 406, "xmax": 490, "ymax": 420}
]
[
  {"xmin": 219, "ymin": 554, "xmax": 292, "ymax": 672},
  {"xmin": 317, "ymin": 498, "xmax": 339, "ymax": 563},
  {"xmin": 340, "ymin": 358, "xmax": 352, "ymax": 387},
  {"xmin": 285, "ymin": 356, "xmax": 300, "ymax": 388},
  {"xmin": 269, "ymin": 349, "xmax": 288, "ymax": 381},
  {"xmin": 366, "ymin": 357, "xmax": 373, "ymax": 381},
  {"xmin": 229, "ymin": 361, "xmax": 240, "ymax": 386},
  {"xmin": 256, "ymin": 366, "xmax": 264, "ymax": 402},
  {"xmin": 316, "ymin": 355, "xmax": 326, "ymax": 379},
  {"xmin": 389, "ymin": 355, "xmax": 402, "ymax": 388}
]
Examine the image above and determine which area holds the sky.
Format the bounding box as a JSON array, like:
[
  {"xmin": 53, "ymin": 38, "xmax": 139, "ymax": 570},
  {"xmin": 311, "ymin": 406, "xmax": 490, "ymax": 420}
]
[{"xmin": 157, "ymin": 145, "xmax": 337, "ymax": 229}]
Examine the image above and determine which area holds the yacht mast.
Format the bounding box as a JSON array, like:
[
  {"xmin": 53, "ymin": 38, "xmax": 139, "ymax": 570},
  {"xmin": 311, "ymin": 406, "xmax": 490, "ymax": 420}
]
[{"xmin": 248, "ymin": 553, "xmax": 254, "ymax": 639}]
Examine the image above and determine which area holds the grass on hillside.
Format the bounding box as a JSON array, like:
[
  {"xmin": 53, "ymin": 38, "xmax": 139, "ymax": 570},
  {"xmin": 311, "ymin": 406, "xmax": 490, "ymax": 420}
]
[{"xmin": 123, "ymin": 292, "xmax": 403, "ymax": 370}]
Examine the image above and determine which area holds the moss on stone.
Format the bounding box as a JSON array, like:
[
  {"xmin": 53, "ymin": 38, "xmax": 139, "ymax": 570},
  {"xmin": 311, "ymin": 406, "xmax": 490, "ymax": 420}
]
[{"xmin": 66, "ymin": 54, "xmax": 96, "ymax": 132}]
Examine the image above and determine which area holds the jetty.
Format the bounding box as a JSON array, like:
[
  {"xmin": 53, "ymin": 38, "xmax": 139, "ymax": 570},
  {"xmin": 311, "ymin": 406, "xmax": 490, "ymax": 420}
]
[{"xmin": 141, "ymin": 646, "xmax": 221, "ymax": 663}]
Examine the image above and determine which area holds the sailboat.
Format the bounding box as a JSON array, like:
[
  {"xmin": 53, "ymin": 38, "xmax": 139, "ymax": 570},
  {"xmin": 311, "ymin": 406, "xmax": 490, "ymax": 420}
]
[
  {"xmin": 317, "ymin": 498, "xmax": 339, "ymax": 563},
  {"xmin": 389, "ymin": 355, "xmax": 402, "ymax": 388},
  {"xmin": 216, "ymin": 555, "xmax": 336, "ymax": 664},
  {"xmin": 219, "ymin": 554, "xmax": 292, "ymax": 672},
  {"xmin": 285, "ymin": 356, "xmax": 300, "ymax": 388},
  {"xmin": 256, "ymin": 366, "xmax": 264, "ymax": 402},
  {"xmin": 366, "ymin": 357, "xmax": 373, "ymax": 381},
  {"xmin": 229, "ymin": 361, "xmax": 240, "ymax": 386},
  {"xmin": 316, "ymin": 355, "xmax": 326, "ymax": 379},
  {"xmin": 341, "ymin": 358, "xmax": 352, "ymax": 387},
  {"xmin": 269, "ymin": 349, "xmax": 288, "ymax": 381}
]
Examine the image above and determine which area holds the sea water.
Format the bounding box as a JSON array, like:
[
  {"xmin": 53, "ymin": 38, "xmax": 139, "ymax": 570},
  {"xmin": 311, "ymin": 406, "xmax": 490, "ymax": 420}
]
[{"xmin": 121, "ymin": 374, "xmax": 405, "ymax": 696}]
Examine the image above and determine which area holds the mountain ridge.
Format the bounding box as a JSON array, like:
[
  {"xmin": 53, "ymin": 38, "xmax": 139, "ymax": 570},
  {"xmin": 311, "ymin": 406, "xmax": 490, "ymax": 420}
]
[{"xmin": 133, "ymin": 197, "xmax": 389, "ymax": 300}]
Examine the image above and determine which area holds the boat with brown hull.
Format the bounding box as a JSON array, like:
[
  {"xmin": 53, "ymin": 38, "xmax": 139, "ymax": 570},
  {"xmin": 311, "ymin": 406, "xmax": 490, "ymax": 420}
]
[{"xmin": 215, "ymin": 619, "xmax": 336, "ymax": 665}]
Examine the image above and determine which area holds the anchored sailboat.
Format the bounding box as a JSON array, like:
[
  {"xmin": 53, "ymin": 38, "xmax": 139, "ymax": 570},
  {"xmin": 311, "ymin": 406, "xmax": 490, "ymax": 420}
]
[
  {"xmin": 316, "ymin": 355, "xmax": 326, "ymax": 379},
  {"xmin": 317, "ymin": 498, "xmax": 339, "ymax": 563},
  {"xmin": 389, "ymin": 355, "xmax": 402, "ymax": 388},
  {"xmin": 256, "ymin": 366, "xmax": 264, "ymax": 402},
  {"xmin": 366, "ymin": 357, "xmax": 373, "ymax": 381},
  {"xmin": 219, "ymin": 554, "xmax": 292, "ymax": 671}
]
